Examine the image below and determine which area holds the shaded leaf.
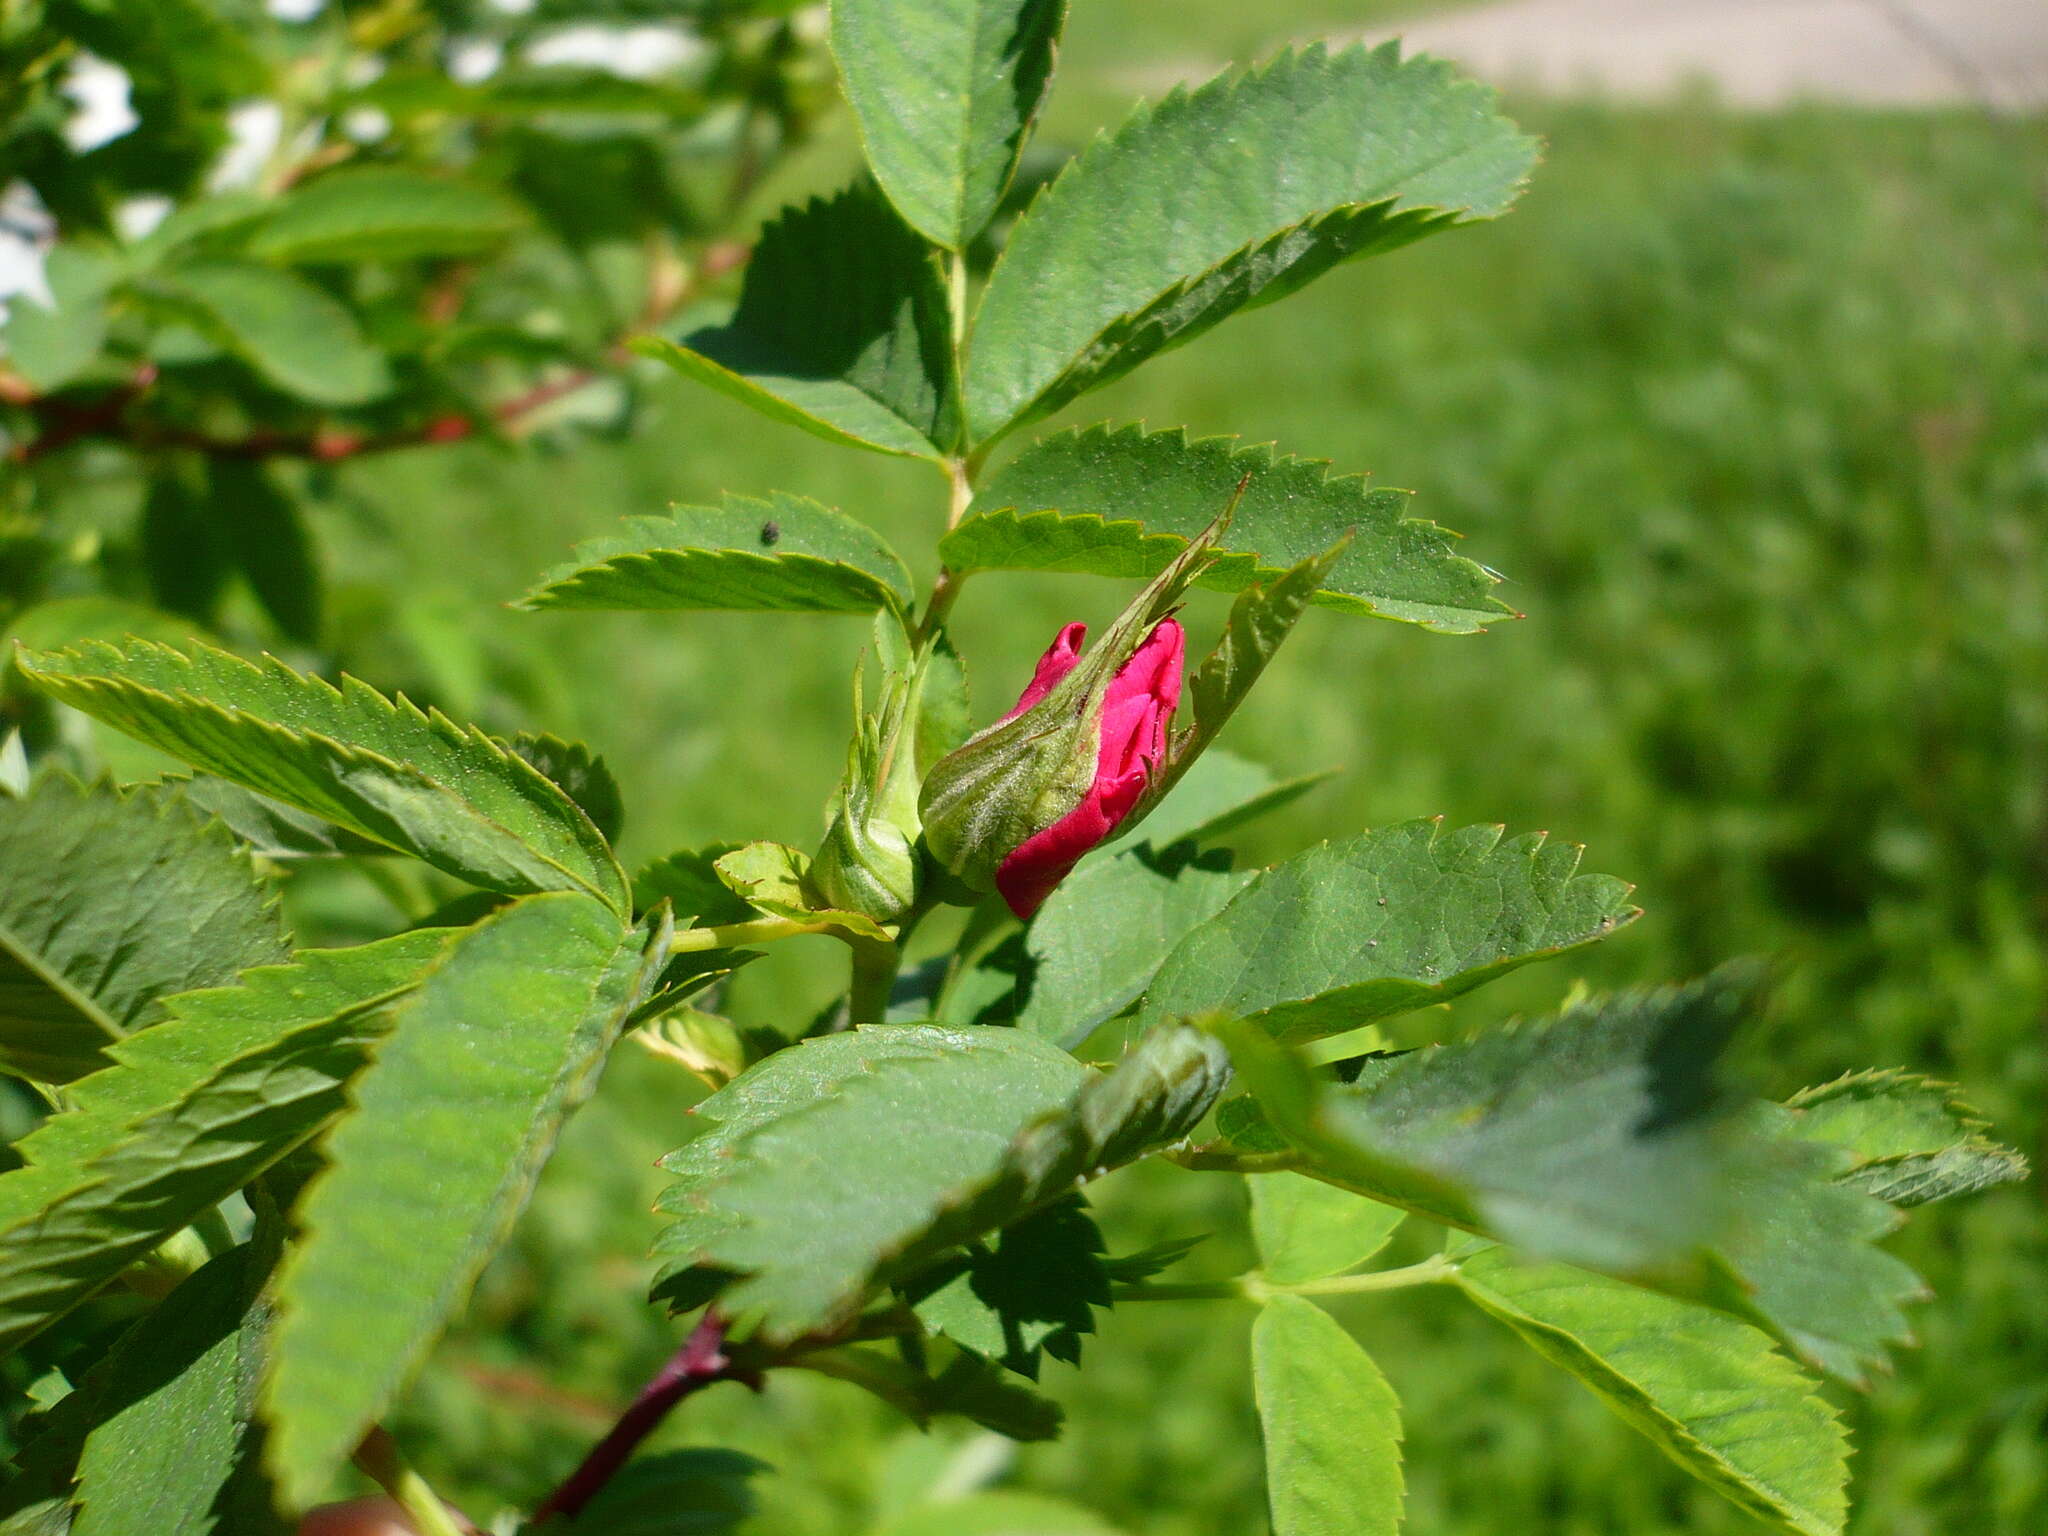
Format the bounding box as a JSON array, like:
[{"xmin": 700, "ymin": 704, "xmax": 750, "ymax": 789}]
[
  {"xmin": 1141, "ymin": 819, "xmax": 1638, "ymax": 1043},
  {"xmin": 1451, "ymin": 1239, "xmax": 1848, "ymax": 1536},
  {"xmin": 965, "ymin": 44, "xmax": 1536, "ymax": 439},
  {"xmin": 0, "ymin": 774, "xmax": 288, "ymax": 1084},
  {"xmin": 16, "ymin": 637, "xmax": 629, "ymax": 914},
  {"xmin": 209, "ymin": 461, "xmax": 321, "ymax": 645},
  {"xmin": 519, "ymin": 493, "xmax": 912, "ymax": 617},
  {"xmin": 1253, "ymin": 1294, "xmax": 1404, "ymax": 1536},
  {"xmin": 906, "ymin": 1195, "xmax": 1106, "ymax": 1377},
  {"xmin": 140, "ymin": 465, "xmax": 232, "ymax": 625},
  {"xmin": 246, "ymin": 168, "xmax": 525, "ymax": 264},
  {"xmin": 1248, "ymin": 1174, "xmax": 1402, "ymax": 1286},
  {"xmin": 638, "ymin": 183, "xmax": 956, "ymax": 458},
  {"xmin": 653, "ymin": 1023, "xmax": 1228, "ymax": 1339},
  {"xmin": 145, "ymin": 262, "xmax": 390, "ymax": 405},
  {"xmin": 508, "ymin": 733, "xmax": 624, "ymax": 846},
  {"xmin": 831, "ymin": 0, "xmax": 1066, "ymax": 249},
  {"xmin": 560, "ymin": 1448, "xmax": 765, "ymax": 1536},
  {"xmin": 0, "ymin": 932, "xmax": 450, "ymax": 1353},
  {"xmin": 1131, "ymin": 749, "xmax": 1329, "ymax": 850},
  {"xmin": 953, "ymin": 424, "xmax": 1512, "ymax": 631},
  {"xmin": 264, "ymin": 894, "xmax": 659, "ymax": 1507},
  {"xmin": 633, "ymin": 845, "xmax": 755, "ymax": 926}
]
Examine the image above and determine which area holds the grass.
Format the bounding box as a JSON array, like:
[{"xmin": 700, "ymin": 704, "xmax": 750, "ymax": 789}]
[{"xmin": 316, "ymin": 61, "xmax": 2048, "ymax": 1536}]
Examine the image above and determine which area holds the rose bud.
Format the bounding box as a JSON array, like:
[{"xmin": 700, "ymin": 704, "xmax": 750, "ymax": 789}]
[
  {"xmin": 808, "ymin": 647, "xmax": 929, "ymax": 923},
  {"xmin": 920, "ymin": 594, "xmax": 1198, "ymax": 918}
]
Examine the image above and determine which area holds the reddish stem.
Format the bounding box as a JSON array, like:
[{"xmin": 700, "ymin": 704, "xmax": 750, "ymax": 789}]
[{"xmin": 530, "ymin": 1315, "xmax": 751, "ymax": 1525}]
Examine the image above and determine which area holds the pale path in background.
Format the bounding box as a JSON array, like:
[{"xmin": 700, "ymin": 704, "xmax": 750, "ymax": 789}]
[{"xmin": 1130, "ymin": 0, "xmax": 2048, "ymax": 108}]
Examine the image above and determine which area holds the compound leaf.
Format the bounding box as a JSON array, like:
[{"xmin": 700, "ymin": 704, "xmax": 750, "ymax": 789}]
[
  {"xmin": 16, "ymin": 638, "xmax": 629, "ymax": 915},
  {"xmin": 1141, "ymin": 819, "xmax": 1638, "ymax": 1043},
  {"xmin": 519, "ymin": 492, "xmax": 912, "ymax": 618},
  {"xmin": 637, "ymin": 183, "xmax": 956, "ymax": 458},
  {"xmin": 952, "ymin": 424, "xmax": 1513, "ymax": 631},
  {"xmin": 0, "ymin": 931, "xmax": 451, "ymax": 1354},
  {"xmin": 0, "ymin": 774, "xmax": 289, "ymax": 1085},
  {"xmin": 264, "ymin": 894, "xmax": 659, "ymax": 1507},
  {"xmin": 965, "ymin": 44, "xmax": 1536, "ymax": 440},
  {"xmin": 831, "ymin": 0, "xmax": 1065, "ymax": 249},
  {"xmin": 1451, "ymin": 1239, "xmax": 1848, "ymax": 1536},
  {"xmin": 1253, "ymin": 1294, "xmax": 1404, "ymax": 1536}
]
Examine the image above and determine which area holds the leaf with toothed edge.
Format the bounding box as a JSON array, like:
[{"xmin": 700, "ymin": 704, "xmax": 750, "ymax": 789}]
[
  {"xmin": 1139, "ymin": 819, "xmax": 1638, "ymax": 1043},
  {"xmin": 951, "ymin": 424, "xmax": 1515, "ymax": 632},
  {"xmin": 1218, "ymin": 974, "xmax": 1929, "ymax": 1384},
  {"xmin": 651, "ymin": 1023, "xmax": 1230, "ymax": 1340},
  {"xmin": 964, "ymin": 44, "xmax": 1537, "ymax": 441},
  {"xmin": 518, "ymin": 492, "xmax": 914, "ymax": 618},
  {"xmin": 0, "ymin": 930, "xmax": 454, "ymax": 1354},
  {"xmin": 0, "ymin": 773, "xmax": 290, "ymax": 1085},
  {"xmin": 1784, "ymin": 1068, "xmax": 2029, "ymax": 1208},
  {"xmin": 14, "ymin": 637, "xmax": 629, "ymax": 915}
]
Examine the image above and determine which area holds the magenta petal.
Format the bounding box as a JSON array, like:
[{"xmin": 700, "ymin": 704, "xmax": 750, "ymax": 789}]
[
  {"xmin": 999, "ymin": 621, "xmax": 1087, "ymax": 723},
  {"xmin": 995, "ymin": 618, "xmax": 1185, "ymax": 918}
]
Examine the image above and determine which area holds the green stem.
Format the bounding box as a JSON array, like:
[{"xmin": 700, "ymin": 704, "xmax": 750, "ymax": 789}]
[
  {"xmin": 845, "ymin": 936, "xmax": 901, "ymax": 1026},
  {"xmin": 1113, "ymin": 1254, "xmax": 1458, "ymax": 1306},
  {"xmin": 354, "ymin": 1427, "xmax": 466, "ymax": 1536},
  {"xmin": 669, "ymin": 915, "xmax": 836, "ymax": 953}
]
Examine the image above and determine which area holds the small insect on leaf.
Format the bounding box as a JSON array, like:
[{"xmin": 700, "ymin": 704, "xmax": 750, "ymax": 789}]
[{"xmin": 761, "ymin": 521, "xmax": 781, "ymax": 546}]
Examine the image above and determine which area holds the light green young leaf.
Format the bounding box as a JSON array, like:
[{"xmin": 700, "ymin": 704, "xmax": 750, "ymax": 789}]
[
  {"xmin": 0, "ymin": 774, "xmax": 289, "ymax": 1084},
  {"xmin": 993, "ymin": 840, "xmax": 1252, "ymax": 1046},
  {"xmin": 519, "ymin": 492, "xmax": 913, "ymax": 617},
  {"xmin": 16, "ymin": 637, "xmax": 629, "ymax": 915},
  {"xmin": 1221, "ymin": 976, "xmax": 1926, "ymax": 1383},
  {"xmin": 1450, "ymin": 1239, "xmax": 1848, "ymax": 1536},
  {"xmin": 965, "ymin": 44, "xmax": 1536, "ymax": 441},
  {"xmin": 0, "ymin": 931, "xmax": 451, "ymax": 1354},
  {"xmin": 830, "ymin": 0, "xmax": 1066, "ymax": 249},
  {"xmin": 713, "ymin": 841, "xmax": 891, "ymax": 940},
  {"xmin": 1253, "ymin": 1295, "xmax": 1404, "ymax": 1536},
  {"xmin": 70, "ymin": 1243, "xmax": 276, "ymax": 1536},
  {"xmin": 3, "ymin": 246, "xmax": 120, "ymax": 391},
  {"xmin": 1248, "ymin": 1174, "xmax": 1403, "ymax": 1286},
  {"xmin": 952, "ymin": 424, "xmax": 1514, "ymax": 631},
  {"xmin": 144, "ymin": 262, "xmax": 390, "ymax": 405},
  {"xmin": 1141, "ymin": 819, "xmax": 1638, "ymax": 1043},
  {"xmin": 652, "ymin": 1023, "xmax": 1228, "ymax": 1339},
  {"xmin": 265, "ymin": 894, "xmax": 659, "ymax": 1507},
  {"xmin": 637, "ymin": 183, "xmax": 956, "ymax": 458},
  {"xmin": 1785, "ymin": 1068, "xmax": 2028, "ymax": 1207},
  {"xmin": 245, "ymin": 168, "xmax": 526, "ymax": 264}
]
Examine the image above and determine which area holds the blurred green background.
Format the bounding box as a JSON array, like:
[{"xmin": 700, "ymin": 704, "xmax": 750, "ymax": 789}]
[{"xmin": 277, "ymin": 3, "xmax": 2046, "ymax": 1531}]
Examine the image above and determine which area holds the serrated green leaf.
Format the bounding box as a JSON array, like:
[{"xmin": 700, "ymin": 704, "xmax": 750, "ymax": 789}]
[
  {"xmin": 144, "ymin": 262, "xmax": 390, "ymax": 406},
  {"xmin": 209, "ymin": 460, "xmax": 322, "ymax": 645},
  {"xmin": 1785, "ymin": 1068, "xmax": 2029, "ymax": 1207},
  {"xmin": 0, "ymin": 932, "xmax": 450, "ymax": 1353},
  {"xmin": 0, "ymin": 774, "xmax": 288, "ymax": 1084},
  {"xmin": 985, "ymin": 839, "xmax": 1252, "ymax": 1046},
  {"xmin": 653, "ymin": 1023, "xmax": 1228, "ymax": 1339},
  {"xmin": 1248, "ymin": 1174, "xmax": 1402, "ymax": 1286},
  {"xmin": 16, "ymin": 637, "xmax": 629, "ymax": 915},
  {"xmin": 507, "ymin": 733, "xmax": 624, "ymax": 846},
  {"xmin": 4, "ymin": 246, "xmax": 119, "ymax": 391},
  {"xmin": 965, "ymin": 44, "xmax": 1536, "ymax": 440},
  {"xmin": 70, "ymin": 1243, "xmax": 276, "ymax": 1536},
  {"xmin": 632, "ymin": 845, "xmax": 755, "ymax": 926},
  {"xmin": 953, "ymin": 425, "xmax": 1513, "ymax": 631},
  {"xmin": 265, "ymin": 894, "xmax": 658, "ymax": 1506},
  {"xmin": 1450, "ymin": 1239, "xmax": 1848, "ymax": 1536},
  {"xmin": 713, "ymin": 841, "xmax": 891, "ymax": 940},
  {"xmin": 868, "ymin": 1491, "xmax": 1127, "ymax": 1536},
  {"xmin": 519, "ymin": 492, "xmax": 913, "ymax": 617},
  {"xmin": 1222, "ymin": 977, "xmax": 1926, "ymax": 1383},
  {"xmin": 1253, "ymin": 1294, "xmax": 1404, "ymax": 1536},
  {"xmin": 831, "ymin": 0, "xmax": 1065, "ymax": 249},
  {"xmin": 638, "ymin": 183, "xmax": 956, "ymax": 458},
  {"xmin": 1141, "ymin": 819, "xmax": 1638, "ymax": 1043},
  {"xmin": 245, "ymin": 168, "xmax": 525, "ymax": 265},
  {"xmin": 906, "ymin": 1195, "xmax": 1106, "ymax": 1377}
]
